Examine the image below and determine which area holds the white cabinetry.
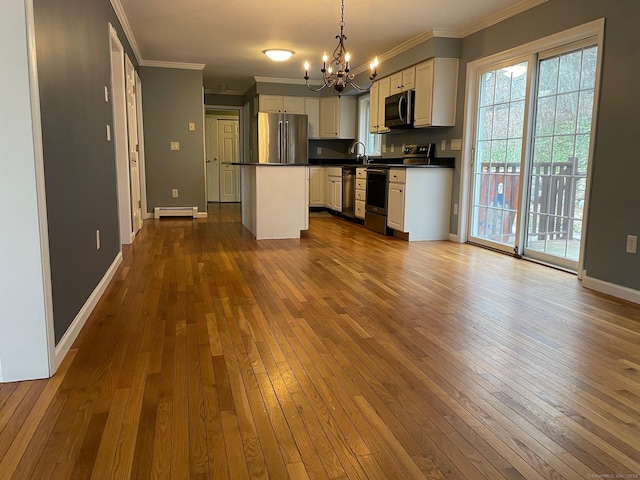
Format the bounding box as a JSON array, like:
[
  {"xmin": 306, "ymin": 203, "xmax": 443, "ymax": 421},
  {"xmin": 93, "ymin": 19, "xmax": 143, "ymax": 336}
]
[
  {"xmin": 355, "ymin": 168, "xmax": 367, "ymax": 219},
  {"xmin": 413, "ymin": 58, "xmax": 458, "ymax": 127},
  {"xmin": 309, "ymin": 166, "xmax": 325, "ymax": 206},
  {"xmin": 369, "ymin": 76, "xmax": 390, "ymax": 134},
  {"xmin": 305, "ymin": 98, "xmax": 320, "ymax": 139},
  {"xmin": 320, "ymin": 96, "xmax": 356, "ymax": 139},
  {"xmin": 259, "ymin": 95, "xmax": 306, "ymax": 113},
  {"xmin": 386, "ymin": 167, "xmax": 453, "ymax": 241},
  {"xmin": 389, "ymin": 67, "xmax": 416, "ymax": 93},
  {"xmin": 325, "ymin": 167, "xmax": 342, "ymax": 212}
]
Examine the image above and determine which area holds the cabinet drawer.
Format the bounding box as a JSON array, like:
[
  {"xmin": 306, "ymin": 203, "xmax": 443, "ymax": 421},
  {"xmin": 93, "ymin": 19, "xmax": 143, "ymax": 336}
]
[
  {"xmin": 389, "ymin": 168, "xmax": 406, "ymax": 183},
  {"xmin": 355, "ymin": 200, "xmax": 365, "ymax": 219},
  {"xmin": 355, "ymin": 179, "xmax": 366, "ymax": 190},
  {"xmin": 326, "ymin": 167, "xmax": 342, "ymax": 177},
  {"xmin": 356, "ymin": 168, "xmax": 367, "ymax": 179},
  {"xmin": 355, "ymin": 189, "xmax": 366, "ymax": 201}
]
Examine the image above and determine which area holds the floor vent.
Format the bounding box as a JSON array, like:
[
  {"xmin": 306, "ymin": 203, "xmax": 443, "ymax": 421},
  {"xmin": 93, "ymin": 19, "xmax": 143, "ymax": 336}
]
[{"xmin": 153, "ymin": 207, "xmax": 198, "ymax": 219}]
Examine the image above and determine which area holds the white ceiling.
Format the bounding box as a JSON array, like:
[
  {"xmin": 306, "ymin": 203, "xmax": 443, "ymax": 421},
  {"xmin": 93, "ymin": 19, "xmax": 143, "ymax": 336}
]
[{"xmin": 116, "ymin": 0, "xmax": 544, "ymax": 94}]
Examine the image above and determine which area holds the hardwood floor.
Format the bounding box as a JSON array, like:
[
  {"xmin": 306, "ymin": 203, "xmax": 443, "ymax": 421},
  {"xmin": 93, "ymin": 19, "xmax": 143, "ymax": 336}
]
[{"xmin": 1, "ymin": 203, "xmax": 639, "ymax": 479}]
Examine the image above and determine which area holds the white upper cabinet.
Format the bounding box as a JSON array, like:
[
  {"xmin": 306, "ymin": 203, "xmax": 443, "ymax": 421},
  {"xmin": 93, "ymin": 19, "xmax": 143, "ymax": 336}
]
[
  {"xmin": 369, "ymin": 76, "xmax": 390, "ymax": 134},
  {"xmin": 389, "ymin": 67, "xmax": 416, "ymax": 93},
  {"xmin": 320, "ymin": 96, "xmax": 356, "ymax": 139},
  {"xmin": 305, "ymin": 98, "xmax": 320, "ymax": 139},
  {"xmin": 413, "ymin": 58, "xmax": 459, "ymax": 127},
  {"xmin": 283, "ymin": 96, "xmax": 305, "ymax": 114},
  {"xmin": 259, "ymin": 95, "xmax": 306, "ymax": 113}
]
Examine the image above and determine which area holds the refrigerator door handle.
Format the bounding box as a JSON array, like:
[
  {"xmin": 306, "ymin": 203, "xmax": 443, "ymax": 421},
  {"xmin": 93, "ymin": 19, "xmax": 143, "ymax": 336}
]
[
  {"xmin": 278, "ymin": 120, "xmax": 283, "ymax": 163},
  {"xmin": 284, "ymin": 121, "xmax": 289, "ymax": 164}
]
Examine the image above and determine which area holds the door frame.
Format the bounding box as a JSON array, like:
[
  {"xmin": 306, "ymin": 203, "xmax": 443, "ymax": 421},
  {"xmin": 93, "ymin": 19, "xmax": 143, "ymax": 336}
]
[
  {"xmin": 457, "ymin": 18, "xmax": 605, "ymax": 277},
  {"xmin": 109, "ymin": 24, "xmax": 132, "ymax": 246},
  {"xmin": 204, "ymin": 105, "xmax": 244, "ymax": 203}
]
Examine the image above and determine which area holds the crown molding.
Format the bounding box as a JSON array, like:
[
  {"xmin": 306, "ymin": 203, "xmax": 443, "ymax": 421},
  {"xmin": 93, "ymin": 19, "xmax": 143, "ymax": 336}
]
[
  {"xmin": 203, "ymin": 88, "xmax": 245, "ymax": 96},
  {"xmin": 351, "ymin": 28, "xmax": 460, "ymax": 76},
  {"xmin": 460, "ymin": 0, "xmax": 549, "ymax": 38},
  {"xmin": 253, "ymin": 76, "xmax": 323, "ymax": 86},
  {"xmin": 109, "ymin": 0, "xmax": 142, "ymax": 63},
  {"xmin": 140, "ymin": 60, "xmax": 206, "ymax": 70}
]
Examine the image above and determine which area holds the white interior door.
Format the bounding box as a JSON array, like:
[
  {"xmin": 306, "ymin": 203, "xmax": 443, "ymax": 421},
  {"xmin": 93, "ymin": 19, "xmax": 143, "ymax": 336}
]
[
  {"xmin": 219, "ymin": 119, "xmax": 240, "ymax": 203},
  {"xmin": 125, "ymin": 55, "xmax": 142, "ymax": 234},
  {"xmin": 205, "ymin": 116, "xmax": 220, "ymax": 202}
]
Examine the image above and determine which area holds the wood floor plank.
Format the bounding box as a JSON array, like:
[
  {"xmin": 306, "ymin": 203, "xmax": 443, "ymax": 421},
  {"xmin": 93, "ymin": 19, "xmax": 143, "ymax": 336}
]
[{"xmin": 2, "ymin": 204, "xmax": 640, "ymax": 479}]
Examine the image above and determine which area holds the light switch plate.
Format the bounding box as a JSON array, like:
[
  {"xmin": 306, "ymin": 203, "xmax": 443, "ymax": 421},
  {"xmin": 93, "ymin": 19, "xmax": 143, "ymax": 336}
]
[
  {"xmin": 382, "ymin": 144, "xmax": 387, "ymax": 153},
  {"xmin": 104, "ymin": 86, "xmax": 109, "ymax": 103},
  {"xmin": 170, "ymin": 142, "xmax": 180, "ymax": 151},
  {"xmin": 441, "ymin": 140, "xmax": 447, "ymax": 151},
  {"xmin": 316, "ymin": 147, "xmax": 322, "ymax": 155},
  {"xmin": 188, "ymin": 122, "xmax": 196, "ymax": 131},
  {"xmin": 106, "ymin": 125, "xmax": 111, "ymax": 141},
  {"xmin": 451, "ymin": 139, "xmax": 462, "ymax": 151}
]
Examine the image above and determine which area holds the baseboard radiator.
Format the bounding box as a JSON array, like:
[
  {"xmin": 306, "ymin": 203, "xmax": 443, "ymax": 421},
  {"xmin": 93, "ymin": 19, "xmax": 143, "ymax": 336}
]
[{"xmin": 153, "ymin": 207, "xmax": 198, "ymax": 219}]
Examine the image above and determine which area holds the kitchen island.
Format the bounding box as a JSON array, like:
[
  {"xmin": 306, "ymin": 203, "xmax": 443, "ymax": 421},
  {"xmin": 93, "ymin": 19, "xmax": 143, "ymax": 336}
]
[{"xmin": 237, "ymin": 164, "xmax": 309, "ymax": 240}]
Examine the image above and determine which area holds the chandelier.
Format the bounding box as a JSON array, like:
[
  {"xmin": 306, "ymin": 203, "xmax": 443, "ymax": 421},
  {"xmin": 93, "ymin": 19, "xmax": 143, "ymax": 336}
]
[{"xmin": 304, "ymin": 0, "xmax": 378, "ymax": 96}]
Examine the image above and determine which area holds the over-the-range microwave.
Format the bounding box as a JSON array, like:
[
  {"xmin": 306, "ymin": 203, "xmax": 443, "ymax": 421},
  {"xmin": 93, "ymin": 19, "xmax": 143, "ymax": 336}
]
[{"xmin": 384, "ymin": 90, "xmax": 414, "ymax": 129}]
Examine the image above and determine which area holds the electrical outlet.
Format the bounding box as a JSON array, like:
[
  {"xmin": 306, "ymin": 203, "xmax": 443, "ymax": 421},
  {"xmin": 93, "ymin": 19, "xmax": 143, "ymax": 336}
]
[
  {"xmin": 188, "ymin": 122, "xmax": 196, "ymax": 131},
  {"xmin": 626, "ymin": 235, "xmax": 638, "ymax": 254},
  {"xmin": 453, "ymin": 203, "xmax": 458, "ymax": 215},
  {"xmin": 170, "ymin": 141, "xmax": 180, "ymax": 151},
  {"xmin": 172, "ymin": 189, "xmax": 179, "ymax": 198},
  {"xmin": 382, "ymin": 144, "xmax": 387, "ymax": 153},
  {"xmin": 390, "ymin": 144, "xmax": 395, "ymax": 153},
  {"xmin": 441, "ymin": 140, "xmax": 447, "ymax": 151},
  {"xmin": 316, "ymin": 147, "xmax": 322, "ymax": 155},
  {"xmin": 96, "ymin": 230, "xmax": 101, "ymax": 250}
]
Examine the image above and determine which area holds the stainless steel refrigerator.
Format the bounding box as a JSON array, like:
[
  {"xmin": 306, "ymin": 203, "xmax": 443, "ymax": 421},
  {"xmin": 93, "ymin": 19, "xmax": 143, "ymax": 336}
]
[{"xmin": 257, "ymin": 112, "xmax": 308, "ymax": 164}]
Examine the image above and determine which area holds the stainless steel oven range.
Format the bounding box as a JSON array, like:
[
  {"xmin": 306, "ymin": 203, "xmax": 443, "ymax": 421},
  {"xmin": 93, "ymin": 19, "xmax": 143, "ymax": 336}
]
[{"xmin": 364, "ymin": 167, "xmax": 390, "ymax": 235}]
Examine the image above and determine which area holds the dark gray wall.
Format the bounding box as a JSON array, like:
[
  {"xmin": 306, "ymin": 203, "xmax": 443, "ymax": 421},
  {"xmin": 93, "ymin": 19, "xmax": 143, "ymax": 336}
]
[
  {"xmin": 204, "ymin": 93, "xmax": 244, "ymax": 106},
  {"xmin": 450, "ymin": 0, "xmax": 640, "ymax": 290},
  {"xmin": 33, "ymin": 0, "xmax": 136, "ymax": 344},
  {"xmin": 141, "ymin": 67, "xmax": 206, "ymax": 213}
]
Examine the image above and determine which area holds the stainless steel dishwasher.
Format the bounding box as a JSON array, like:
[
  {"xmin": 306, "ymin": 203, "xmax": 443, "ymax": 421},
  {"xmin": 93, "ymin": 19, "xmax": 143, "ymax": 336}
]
[{"xmin": 341, "ymin": 166, "xmax": 356, "ymax": 218}]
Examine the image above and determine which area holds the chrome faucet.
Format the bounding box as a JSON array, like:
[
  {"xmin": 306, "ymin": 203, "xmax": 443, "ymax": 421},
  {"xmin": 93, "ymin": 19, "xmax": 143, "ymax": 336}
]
[{"xmin": 349, "ymin": 141, "xmax": 367, "ymax": 163}]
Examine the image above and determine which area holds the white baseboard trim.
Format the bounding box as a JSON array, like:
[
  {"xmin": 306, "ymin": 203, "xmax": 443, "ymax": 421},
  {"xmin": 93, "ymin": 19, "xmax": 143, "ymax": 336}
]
[
  {"xmin": 197, "ymin": 211, "xmax": 208, "ymax": 219},
  {"xmin": 582, "ymin": 273, "xmax": 640, "ymax": 305},
  {"xmin": 53, "ymin": 252, "xmax": 123, "ymax": 371},
  {"xmin": 449, "ymin": 233, "xmax": 461, "ymax": 243}
]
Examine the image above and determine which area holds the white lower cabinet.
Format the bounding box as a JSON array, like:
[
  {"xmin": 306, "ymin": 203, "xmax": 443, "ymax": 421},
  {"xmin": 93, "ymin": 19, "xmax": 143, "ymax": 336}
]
[
  {"xmin": 355, "ymin": 167, "xmax": 366, "ymax": 219},
  {"xmin": 386, "ymin": 167, "xmax": 453, "ymax": 241},
  {"xmin": 309, "ymin": 166, "xmax": 325, "ymax": 206},
  {"xmin": 325, "ymin": 167, "xmax": 342, "ymax": 212},
  {"xmin": 387, "ymin": 182, "xmax": 406, "ymax": 230}
]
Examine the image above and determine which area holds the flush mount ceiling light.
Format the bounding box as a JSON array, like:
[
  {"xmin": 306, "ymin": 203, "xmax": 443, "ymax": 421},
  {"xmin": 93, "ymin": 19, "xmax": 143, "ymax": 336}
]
[
  {"xmin": 304, "ymin": 0, "xmax": 378, "ymax": 96},
  {"xmin": 263, "ymin": 49, "xmax": 295, "ymax": 61}
]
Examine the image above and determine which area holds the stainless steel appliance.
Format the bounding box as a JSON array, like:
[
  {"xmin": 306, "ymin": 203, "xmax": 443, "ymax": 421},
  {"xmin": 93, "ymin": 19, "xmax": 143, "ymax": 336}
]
[
  {"xmin": 364, "ymin": 167, "xmax": 390, "ymax": 234},
  {"xmin": 342, "ymin": 166, "xmax": 355, "ymax": 218},
  {"xmin": 257, "ymin": 112, "xmax": 308, "ymax": 163},
  {"xmin": 385, "ymin": 90, "xmax": 414, "ymax": 129},
  {"xmin": 402, "ymin": 143, "xmax": 454, "ymax": 166}
]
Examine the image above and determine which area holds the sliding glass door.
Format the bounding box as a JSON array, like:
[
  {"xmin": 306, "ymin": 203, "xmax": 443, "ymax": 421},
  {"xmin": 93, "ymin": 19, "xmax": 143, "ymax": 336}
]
[
  {"xmin": 468, "ymin": 39, "xmax": 599, "ymax": 271},
  {"xmin": 524, "ymin": 42, "xmax": 598, "ymax": 269},
  {"xmin": 469, "ymin": 60, "xmax": 530, "ymax": 252}
]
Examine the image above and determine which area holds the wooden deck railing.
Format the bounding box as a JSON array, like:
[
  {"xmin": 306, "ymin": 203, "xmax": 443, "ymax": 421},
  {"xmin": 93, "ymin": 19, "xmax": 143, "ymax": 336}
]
[{"xmin": 478, "ymin": 157, "xmax": 585, "ymax": 241}]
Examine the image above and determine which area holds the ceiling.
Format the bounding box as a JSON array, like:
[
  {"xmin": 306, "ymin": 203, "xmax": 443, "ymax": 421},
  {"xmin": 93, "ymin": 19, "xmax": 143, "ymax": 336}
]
[{"xmin": 117, "ymin": 0, "xmax": 543, "ymax": 94}]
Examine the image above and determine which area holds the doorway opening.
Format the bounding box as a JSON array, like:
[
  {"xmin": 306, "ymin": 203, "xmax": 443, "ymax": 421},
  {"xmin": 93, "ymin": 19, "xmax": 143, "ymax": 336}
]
[{"xmin": 205, "ymin": 108, "xmax": 241, "ymax": 203}]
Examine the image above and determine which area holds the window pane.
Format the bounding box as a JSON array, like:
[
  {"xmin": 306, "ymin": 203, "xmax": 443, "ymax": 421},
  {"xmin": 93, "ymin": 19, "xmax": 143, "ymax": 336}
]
[
  {"xmin": 538, "ymin": 57, "xmax": 559, "ymax": 97},
  {"xmin": 558, "ymin": 50, "xmax": 582, "ymax": 93},
  {"xmin": 574, "ymin": 134, "xmax": 590, "ymax": 174},
  {"xmin": 577, "ymin": 90, "xmax": 594, "ymax": 134},
  {"xmin": 581, "ymin": 47, "xmax": 598, "ymax": 89},
  {"xmin": 477, "ymin": 106, "xmax": 494, "ymax": 141},
  {"xmin": 508, "ymin": 100, "xmax": 525, "ymax": 138},
  {"xmin": 510, "ymin": 64, "xmax": 528, "ymax": 101},
  {"xmin": 554, "ymin": 92, "xmax": 579, "ymax": 135},
  {"xmin": 495, "ymin": 70, "xmax": 513, "ymax": 104},
  {"xmin": 492, "ymin": 104, "xmax": 510, "ymax": 139},
  {"xmin": 535, "ymin": 97, "xmax": 556, "ymax": 136},
  {"xmin": 552, "ymin": 135, "xmax": 576, "ymax": 163}
]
